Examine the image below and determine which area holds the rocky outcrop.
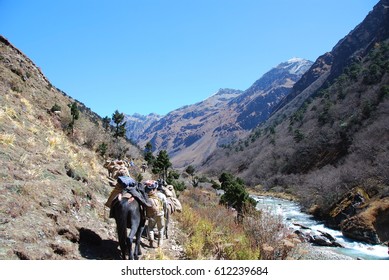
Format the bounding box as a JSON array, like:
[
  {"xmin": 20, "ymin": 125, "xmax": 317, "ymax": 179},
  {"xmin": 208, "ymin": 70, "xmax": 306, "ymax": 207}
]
[
  {"xmin": 326, "ymin": 187, "xmax": 370, "ymax": 229},
  {"xmin": 341, "ymin": 198, "xmax": 389, "ymax": 244},
  {"xmin": 321, "ymin": 187, "xmax": 389, "ymax": 244}
]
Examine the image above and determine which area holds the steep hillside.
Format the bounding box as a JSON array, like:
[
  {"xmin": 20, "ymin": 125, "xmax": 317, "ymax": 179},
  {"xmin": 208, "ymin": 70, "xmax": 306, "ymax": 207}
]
[
  {"xmin": 0, "ymin": 35, "xmax": 146, "ymax": 259},
  {"xmin": 200, "ymin": 1, "xmax": 389, "ymax": 244},
  {"xmin": 233, "ymin": 58, "xmax": 312, "ymax": 130},
  {"xmin": 274, "ymin": 0, "xmax": 389, "ymax": 115},
  {"xmin": 136, "ymin": 59, "xmax": 312, "ymax": 168}
]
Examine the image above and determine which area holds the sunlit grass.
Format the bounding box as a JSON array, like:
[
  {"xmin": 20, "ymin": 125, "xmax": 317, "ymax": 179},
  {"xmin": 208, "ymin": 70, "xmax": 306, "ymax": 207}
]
[
  {"xmin": 4, "ymin": 106, "xmax": 17, "ymax": 120},
  {"xmin": 0, "ymin": 133, "xmax": 15, "ymax": 146},
  {"xmin": 177, "ymin": 188, "xmax": 260, "ymax": 260},
  {"xmin": 20, "ymin": 97, "xmax": 32, "ymax": 113},
  {"xmin": 45, "ymin": 130, "xmax": 69, "ymax": 156}
]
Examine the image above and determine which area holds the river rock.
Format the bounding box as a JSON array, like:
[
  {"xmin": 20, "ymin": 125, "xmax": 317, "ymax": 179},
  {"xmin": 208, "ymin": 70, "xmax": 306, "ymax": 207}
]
[
  {"xmin": 318, "ymin": 230, "xmax": 336, "ymax": 242},
  {"xmin": 341, "ymin": 215, "xmax": 380, "ymax": 244},
  {"xmin": 293, "ymin": 223, "xmax": 311, "ymax": 230},
  {"xmin": 294, "ymin": 230, "xmax": 343, "ymax": 247},
  {"xmin": 311, "ymin": 235, "xmax": 334, "ymax": 246},
  {"xmin": 294, "ymin": 230, "xmax": 312, "ymax": 242}
]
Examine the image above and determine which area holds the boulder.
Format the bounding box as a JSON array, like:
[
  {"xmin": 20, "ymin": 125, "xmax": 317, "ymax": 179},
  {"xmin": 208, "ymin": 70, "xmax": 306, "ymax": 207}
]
[
  {"xmin": 318, "ymin": 230, "xmax": 336, "ymax": 242},
  {"xmin": 341, "ymin": 215, "xmax": 380, "ymax": 244},
  {"xmin": 310, "ymin": 235, "xmax": 333, "ymax": 246},
  {"xmin": 294, "ymin": 229, "xmax": 343, "ymax": 247}
]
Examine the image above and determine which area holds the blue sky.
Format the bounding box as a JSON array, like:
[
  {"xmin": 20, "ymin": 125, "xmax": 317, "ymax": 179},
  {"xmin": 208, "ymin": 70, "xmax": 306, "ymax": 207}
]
[{"xmin": 1, "ymin": 0, "xmax": 378, "ymax": 117}]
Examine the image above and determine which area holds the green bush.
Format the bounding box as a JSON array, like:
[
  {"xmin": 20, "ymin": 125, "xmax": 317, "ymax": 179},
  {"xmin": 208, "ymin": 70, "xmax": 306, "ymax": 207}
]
[{"xmin": 50, "ymin": 103, "xmax": 61, "ymax": 112}]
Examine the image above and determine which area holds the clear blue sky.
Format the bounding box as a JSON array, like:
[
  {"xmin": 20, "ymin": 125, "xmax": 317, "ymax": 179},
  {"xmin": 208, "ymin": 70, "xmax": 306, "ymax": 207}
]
[{"xmin": 1, "ymin": 0, "xmax": 378, "ymax": 117}]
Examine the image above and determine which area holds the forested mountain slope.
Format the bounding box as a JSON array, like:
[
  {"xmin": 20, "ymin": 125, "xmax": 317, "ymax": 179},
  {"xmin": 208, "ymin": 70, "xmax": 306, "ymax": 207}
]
[{"xmin": 200, "ymin": 1, "xmax": 389, "ymax": 244}]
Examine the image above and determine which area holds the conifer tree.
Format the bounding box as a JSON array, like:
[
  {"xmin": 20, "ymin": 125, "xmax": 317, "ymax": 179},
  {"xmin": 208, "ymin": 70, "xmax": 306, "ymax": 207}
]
[
  {"xmin": 102, "ymin": 116, "xmax": 111, "ymax": 132},
  {"xmin": 68, "ymin": 102, "xmax": 79, "ymax": 135},
  {"xmin": 112, "ymin": 110, "xmax": 126, "ymax": 140},
  {"xmin": 219, "ymin": 172, "xmax": 256, "ymax": 222},
  {"xmin": 153, "ymin": 150, "xmax": 172, "ymax": 181},
  {"xmin": 144, "ymin": 142, "xmax": 155, "ymax": 165}
]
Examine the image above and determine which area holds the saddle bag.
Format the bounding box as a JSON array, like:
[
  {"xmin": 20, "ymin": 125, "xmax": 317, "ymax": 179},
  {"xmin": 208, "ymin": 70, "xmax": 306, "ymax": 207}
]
[{"xmin": 169, "ymin": 197, "xmax": 182, "ymax": 213}]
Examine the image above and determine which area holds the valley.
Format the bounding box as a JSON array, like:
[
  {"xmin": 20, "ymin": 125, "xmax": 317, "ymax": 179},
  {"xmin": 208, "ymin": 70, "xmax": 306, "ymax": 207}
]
[{"xmin": 1, "ymin": 0, "xmax": 388, "ymax": 261}]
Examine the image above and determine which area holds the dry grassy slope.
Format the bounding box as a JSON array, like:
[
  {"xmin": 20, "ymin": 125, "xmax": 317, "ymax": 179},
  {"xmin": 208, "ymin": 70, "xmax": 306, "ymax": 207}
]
[{"xmin": 0, "ymin": 36, "xmax": 180, "ymax": 260}]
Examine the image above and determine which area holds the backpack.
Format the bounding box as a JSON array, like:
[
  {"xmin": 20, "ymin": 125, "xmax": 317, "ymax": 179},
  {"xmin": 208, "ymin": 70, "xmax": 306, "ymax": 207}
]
[{"xmin": 146, "ymin": 194, "xmax": 163, "ymax": 218}]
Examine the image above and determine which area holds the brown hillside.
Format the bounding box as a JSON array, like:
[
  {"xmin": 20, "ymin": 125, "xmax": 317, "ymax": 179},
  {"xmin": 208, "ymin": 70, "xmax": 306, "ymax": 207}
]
[{"xmin": 0, "ymin": 35, "xmax": 181, "ymax": 260}]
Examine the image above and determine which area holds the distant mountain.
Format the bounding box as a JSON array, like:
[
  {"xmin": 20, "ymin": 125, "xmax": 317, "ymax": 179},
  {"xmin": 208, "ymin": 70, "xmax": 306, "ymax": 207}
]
[
  {"xmin": 232, "ymin": 58, "xmax": 312, "ymax": 130},
  {"xmin": 124, "ymin": 113, "xmax": 162, "ymax": 142},
  {"xmin": 132, "ymin": 58, "xmax": 312, "ymax": 167}
]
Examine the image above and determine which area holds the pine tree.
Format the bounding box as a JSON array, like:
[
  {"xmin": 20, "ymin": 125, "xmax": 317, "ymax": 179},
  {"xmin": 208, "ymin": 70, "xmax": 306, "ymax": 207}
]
[
  {"xmin": 185, "ymin": 165, "xmax": 195, "ymax": 177},
  {"xmin": 219, "ymin": 172, "xmax": 256, "ymax": 223},
  {"xmin": 112, "ymin": 110, "xmax": 126, "ymax": 140},
  {"xmin": 153, "ymin": 150, "xmax": 172, "ymax": 181},
  {"xmin": 144, "ymin": 142, "xmax": 155, "ymax": 165},
  {"xmin": 67, "ymin": 102, "xmax": 79, "ymax": 135},
  {"xmin": 102, "ymin": 116, "xmax": 111, "ymax": 132}
]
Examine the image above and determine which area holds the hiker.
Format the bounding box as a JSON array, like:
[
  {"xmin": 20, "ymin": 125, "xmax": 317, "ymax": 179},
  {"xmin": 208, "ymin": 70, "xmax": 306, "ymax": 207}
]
[
  {"xmin": 141, "ymin": 163, "xmax": 147, "ymax": 172},
  {"xmin": 145, "ymin": 180, "xmax": 167, "ymax": 248}
]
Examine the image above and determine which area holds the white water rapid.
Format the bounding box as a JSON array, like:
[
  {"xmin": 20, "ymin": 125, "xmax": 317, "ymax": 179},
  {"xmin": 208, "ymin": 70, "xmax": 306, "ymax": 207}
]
[{"xmin": 252, "ymin": 195, "xmax": 389, "ymax": 260}]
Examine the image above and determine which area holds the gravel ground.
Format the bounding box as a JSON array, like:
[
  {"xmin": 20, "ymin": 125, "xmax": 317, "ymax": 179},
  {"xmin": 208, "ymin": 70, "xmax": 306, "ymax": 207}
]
[{"xmin": 296, "ymin": 244, "xmax": 355, "ymax": 260}]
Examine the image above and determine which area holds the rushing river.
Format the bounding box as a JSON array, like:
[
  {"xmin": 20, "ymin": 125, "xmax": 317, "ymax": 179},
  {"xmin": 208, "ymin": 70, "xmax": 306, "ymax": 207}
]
[{"xmin": 252, "ymin": 195, "xmax": 389, "ymax": 260}]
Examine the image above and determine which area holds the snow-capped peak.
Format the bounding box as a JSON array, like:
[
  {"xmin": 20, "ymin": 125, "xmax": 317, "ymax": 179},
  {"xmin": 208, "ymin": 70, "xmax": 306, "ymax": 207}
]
[
  {"xmin": 278, "ymin": 58, "xmax": 313, "ymax": 75},
  {"xmin": 287, "ymin": 57, "xmax": 305, "ymax": 63}
]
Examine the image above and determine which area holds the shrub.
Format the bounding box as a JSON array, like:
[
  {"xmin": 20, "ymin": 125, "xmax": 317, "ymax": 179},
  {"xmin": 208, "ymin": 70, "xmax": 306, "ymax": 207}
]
[
  {"xmin": 97, "ymin": 142, "xmax": 108, "ymax": 157},
  {"xmin": 293, "ymin": 129, "xmax": 304, "ymax": 143},
  {"xmin": 50, "ymin": 103, "xmax": 61, "ymax": 113}
]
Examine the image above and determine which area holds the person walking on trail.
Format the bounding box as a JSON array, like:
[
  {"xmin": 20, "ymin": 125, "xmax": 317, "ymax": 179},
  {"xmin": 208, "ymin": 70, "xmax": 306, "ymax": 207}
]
[
  {"xmin": 145, "ymin": 180, "xmax": 167, "ymax": 248},
  {"xmin": 141, "ymin": 163, "xmax": 147, "ymax": 173}
]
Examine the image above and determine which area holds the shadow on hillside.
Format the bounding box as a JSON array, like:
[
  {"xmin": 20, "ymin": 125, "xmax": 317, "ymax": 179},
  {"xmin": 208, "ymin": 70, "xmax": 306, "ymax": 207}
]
[
  {"xmin": 78, "ymin": 227, "xmax": 122, "ymax": 260},
  {"xmin": 79, "ymin": 239, "xmax": 122, "ymax": 260}
]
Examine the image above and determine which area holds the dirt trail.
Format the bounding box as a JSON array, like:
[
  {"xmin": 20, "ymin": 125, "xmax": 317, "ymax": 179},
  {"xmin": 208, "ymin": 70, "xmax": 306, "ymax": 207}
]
[{"xmin": 140, "ymin": 217, "xmax": 186, "ymax": 260}]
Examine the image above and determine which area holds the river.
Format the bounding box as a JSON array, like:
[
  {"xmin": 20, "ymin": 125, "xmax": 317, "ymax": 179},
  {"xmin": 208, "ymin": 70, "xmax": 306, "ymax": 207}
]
[{"xmin": 251, "ymin": 195, "xmax": 389, "ymax": 260}]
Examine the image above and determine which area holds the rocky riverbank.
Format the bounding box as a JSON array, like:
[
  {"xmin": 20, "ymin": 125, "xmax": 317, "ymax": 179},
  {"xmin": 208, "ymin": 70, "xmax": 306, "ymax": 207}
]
[{"xmin": 296, "ymin": 244, "xmax": 354, "ymax": 260}]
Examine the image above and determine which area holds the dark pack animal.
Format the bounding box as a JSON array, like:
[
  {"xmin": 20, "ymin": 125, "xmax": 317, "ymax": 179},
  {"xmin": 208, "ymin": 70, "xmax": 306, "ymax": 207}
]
[{"xmin": 110, "ymin": 190, "xmax": 145, "ymax": 260}]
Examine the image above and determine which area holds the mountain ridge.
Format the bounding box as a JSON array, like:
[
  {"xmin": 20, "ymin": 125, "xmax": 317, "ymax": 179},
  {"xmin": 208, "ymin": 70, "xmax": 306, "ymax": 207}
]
[{"xmin": 131, "ymin": 58, "xmax": 312, "ymax": 168}]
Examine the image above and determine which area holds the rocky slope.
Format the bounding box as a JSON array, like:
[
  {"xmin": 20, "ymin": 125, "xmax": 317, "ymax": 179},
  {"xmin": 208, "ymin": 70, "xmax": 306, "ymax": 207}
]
[{"xmin": 135, "ymin": 59, "xmax": 312, "ymax": 168}]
